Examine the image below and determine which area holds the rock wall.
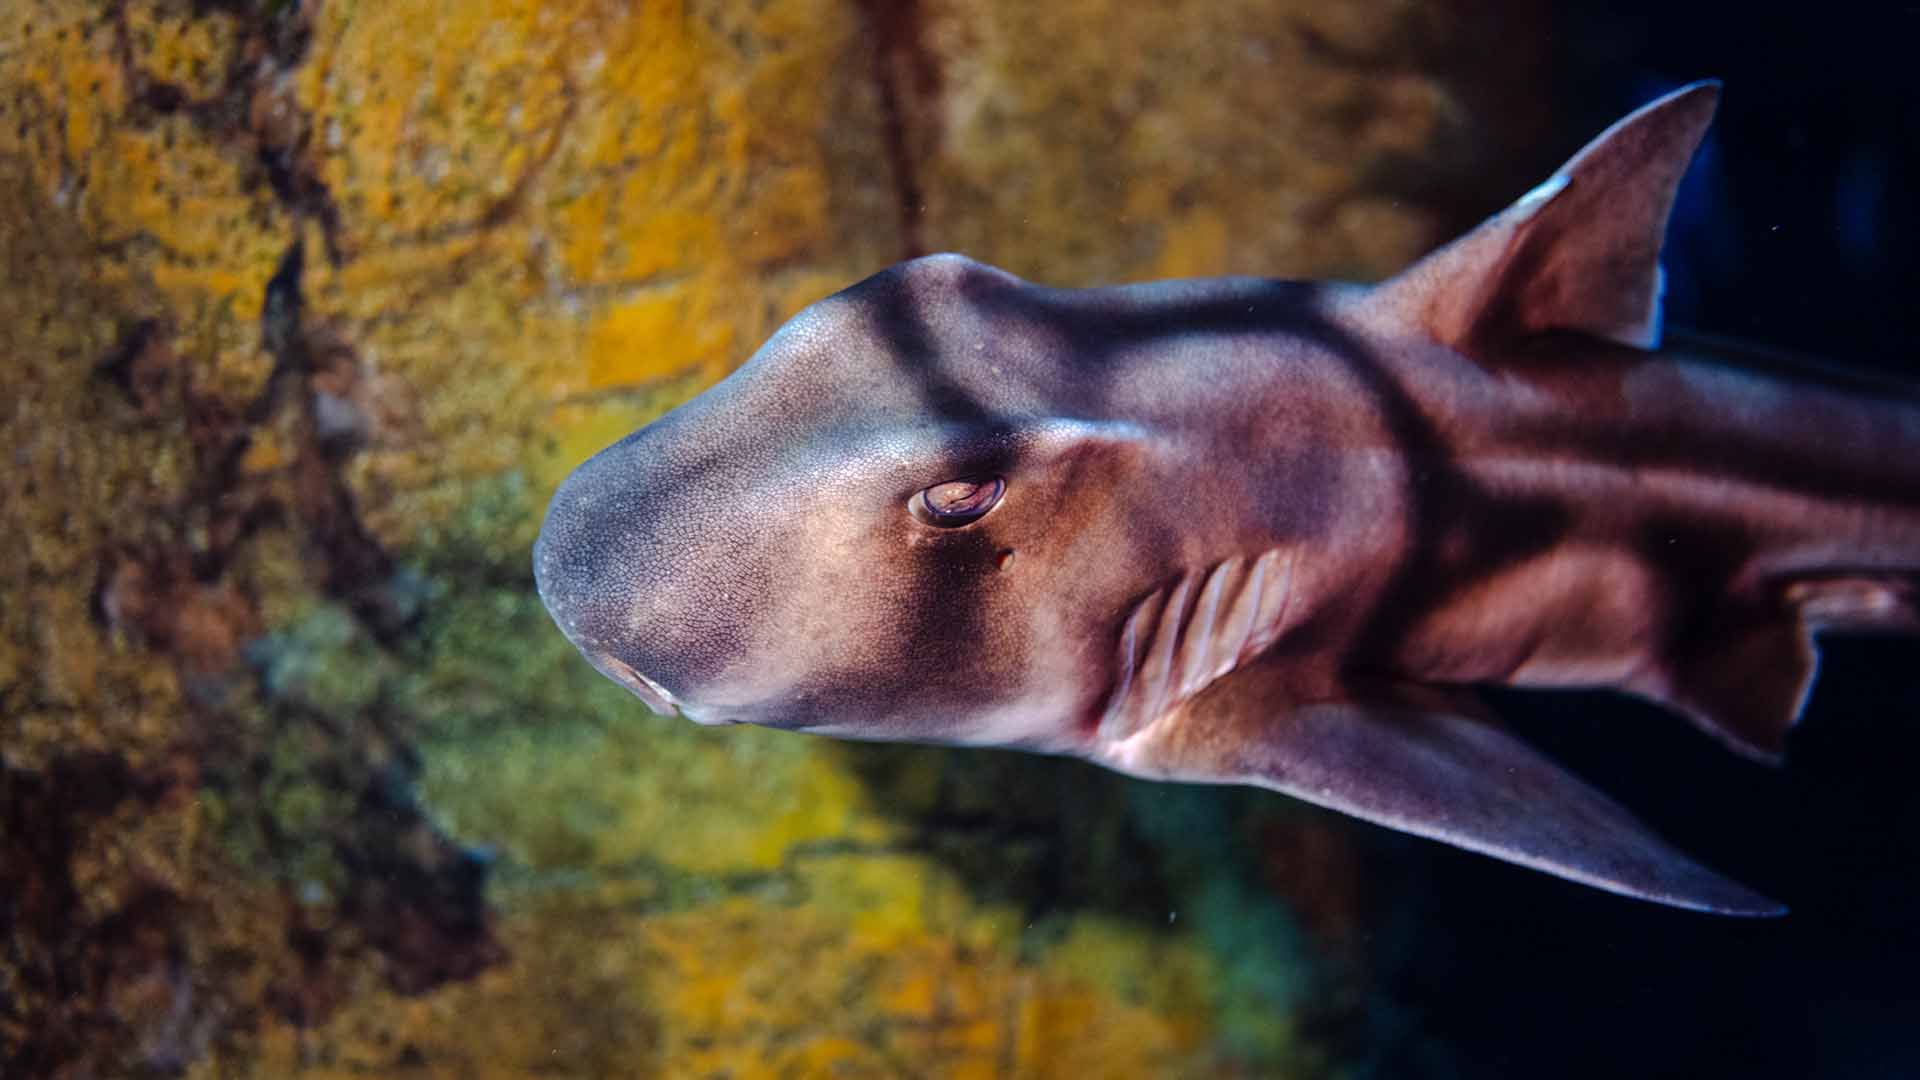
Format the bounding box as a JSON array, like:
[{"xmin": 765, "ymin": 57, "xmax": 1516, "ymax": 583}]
[{"xmin": 0, "ymin": 0, "xmax": 1541, "ymax": 1074}]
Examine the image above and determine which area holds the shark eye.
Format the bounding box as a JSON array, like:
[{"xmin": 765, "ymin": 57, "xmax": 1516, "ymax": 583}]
[{"xmin": 910, "ymin": 476, "xmax": 1004, "ymax": 528}]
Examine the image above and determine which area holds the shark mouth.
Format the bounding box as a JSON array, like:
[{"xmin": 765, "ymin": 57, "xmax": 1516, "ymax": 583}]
[{"xmin": 591, "ymin": 651, "xmax": 681, "ymax": 717}]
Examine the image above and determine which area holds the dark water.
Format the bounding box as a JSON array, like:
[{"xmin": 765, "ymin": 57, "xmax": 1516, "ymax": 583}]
[{"xmin": 1368, "ymin": 5, "xmax": 1920, "ymax": 1076}]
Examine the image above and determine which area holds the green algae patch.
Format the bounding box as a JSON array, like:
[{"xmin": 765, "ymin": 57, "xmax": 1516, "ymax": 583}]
[
  {"xmin": 245, "ymin": 503, "xmax": 894, "ymax": 879},
  {"xmin": 417, "ymin": 691, "xmax": 897, "ymax": 877}
]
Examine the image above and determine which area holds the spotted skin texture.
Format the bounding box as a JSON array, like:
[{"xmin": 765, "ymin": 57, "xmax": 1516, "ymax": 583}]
[{"xmin": 536, "ymin": 83, "xmax": 1920, "ymax": 914}]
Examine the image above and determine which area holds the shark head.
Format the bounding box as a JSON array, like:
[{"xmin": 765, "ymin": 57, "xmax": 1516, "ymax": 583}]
[{"xmin": 534, "ymin": 254, "xmax": 1212, "ymax": 750}]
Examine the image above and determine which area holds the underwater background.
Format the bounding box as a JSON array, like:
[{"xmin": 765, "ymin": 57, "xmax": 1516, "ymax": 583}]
[{"xmin": 1, "ymin": 0, "xmax": 1915, "ymax": 1076}]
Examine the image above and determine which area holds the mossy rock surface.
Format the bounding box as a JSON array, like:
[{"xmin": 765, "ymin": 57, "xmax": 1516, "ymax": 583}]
[{"xmin": 1, "ymin": 0, "xmax": 1540, "ymax": 1073}]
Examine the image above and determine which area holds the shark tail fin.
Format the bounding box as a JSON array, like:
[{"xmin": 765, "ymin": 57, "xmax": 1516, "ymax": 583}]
[{"xmin": 1370, "ymin": 80, "xmax": 1721, "ymax": 353}]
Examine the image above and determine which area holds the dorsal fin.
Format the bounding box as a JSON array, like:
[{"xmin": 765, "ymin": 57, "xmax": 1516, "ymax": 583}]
[{"xmin": 1373, "ymin": 81, "xmax": 1721, "ymax": 352}]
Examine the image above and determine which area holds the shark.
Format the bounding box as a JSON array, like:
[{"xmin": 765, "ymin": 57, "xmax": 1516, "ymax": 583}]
[{"xmin": 533, "ymin": 82, "xmax": 1920, "ymax": 915}]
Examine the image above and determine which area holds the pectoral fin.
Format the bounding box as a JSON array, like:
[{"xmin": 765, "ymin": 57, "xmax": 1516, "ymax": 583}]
[{"xmin": 1122, "ymin": 665, "xmax": 1783, "ymax": 915}]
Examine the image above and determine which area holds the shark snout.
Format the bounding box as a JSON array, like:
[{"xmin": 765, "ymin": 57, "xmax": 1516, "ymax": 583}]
[
  {"xmin": 533, "ymin": 445, "xmax": 683, "ymax": 716},
  {"xmin": 534, "ymin": 424, "xmax": 766, "ymax": 727}
]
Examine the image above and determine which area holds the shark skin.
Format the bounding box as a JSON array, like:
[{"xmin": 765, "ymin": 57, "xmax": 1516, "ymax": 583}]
[{"xmin": 534, "ymin": 82, "xmax": 1920, "ymax": 915}]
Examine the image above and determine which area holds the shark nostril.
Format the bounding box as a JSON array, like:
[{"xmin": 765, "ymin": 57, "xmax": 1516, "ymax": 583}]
[{"xmin": 593, "ymin": 652, "xmax": 680, "ymax": 716}]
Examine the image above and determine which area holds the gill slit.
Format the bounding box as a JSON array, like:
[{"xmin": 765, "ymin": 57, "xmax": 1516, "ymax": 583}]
[{"xmin": 1097, "ymin": 547, "xmax": 1299, "ymax": 745}]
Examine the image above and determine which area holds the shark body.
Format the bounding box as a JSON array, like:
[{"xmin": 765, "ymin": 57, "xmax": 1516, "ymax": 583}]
[{"xmin": 534, "ymin": 83, "xmax": 1920, "ymax": 914}]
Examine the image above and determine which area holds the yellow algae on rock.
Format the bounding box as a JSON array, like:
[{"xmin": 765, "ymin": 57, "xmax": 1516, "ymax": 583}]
[
  {"xmin": 286, "ymin": 0, "xmax": 899, "ymax": 558},
  {"xmin": 231, "ymin": 877, "xmax": 1240, "ymax": 1079},
  {"xmin": 0, "ymin": 161, "xmax": 188, "ymax": 768},
  {"xmin": 207, "ymin": 894, "xmax": 666, "ymax": 1080},
  {"xmin": 912, "ymin": 0, "xmax": 1532, "ymax": 285},
  {"xmin": 1, "ymin": 1, "xmax": 287, "ymax": 309},
  {"xmin": 582, "ymin": 286, "xmax": 739, "ymax": 394},
  {"xmin": 121, "ymin": 3, "xmax": 236, "ymax": 103}
]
